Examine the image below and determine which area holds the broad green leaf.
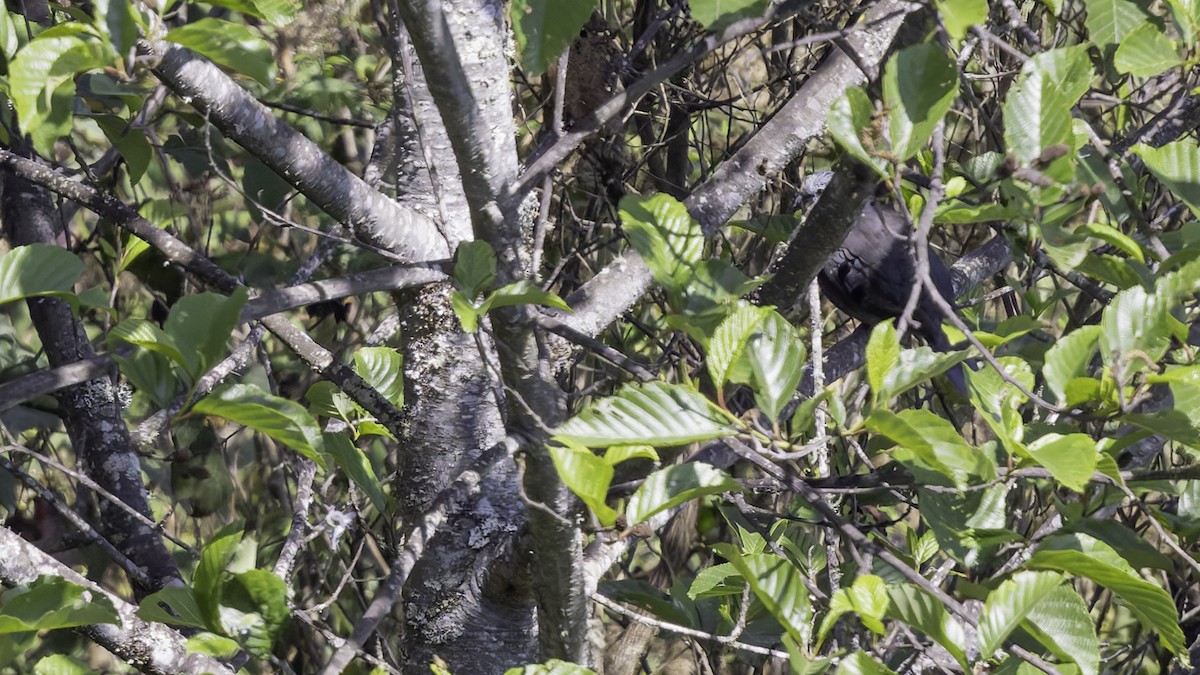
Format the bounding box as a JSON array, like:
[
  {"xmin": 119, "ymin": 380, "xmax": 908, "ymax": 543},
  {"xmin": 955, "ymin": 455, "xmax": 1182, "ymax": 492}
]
[
  {"xmin": 548, "ymin": 443, "xmax": 617, "ymax": 526},
  {"xmin": 935, "ymin": 0, "xmax": 988, "ymax": 39},
  {"xmin": 620, "ymin": 194, "xmax": 705, "ymax": 296},
  {"xmin": 450, "ymin": 289, "xmax": 483, "ymax": 332},
  {"xmin": 1044, "ymin": 325, "xmax": 1102, "ymax": 403},
  {"xmin": 827, "ymin": 87, "xmax": 888, "ymax": 177},
  {"xmin": 1083, "ymin": 0, "xmax": 1152, "ymax": 50},
  {"xmin": 1132, "ymin": 141, "xmax": 1200, "ymax": 219},
  {"xmin": 1025, "ymin": 433, "xmax": 1098, "ymax": 492},
  {"xmin": 0, "ymin": 10, "xmax": 17, "ymax": 60},
  {"xmin": 136, "ymin": 586, "xmax": 206, "ymax": 629},
  {"xmin": 1164, "ymin": 0, "xmax": 1200, "ymax": 45},
  {"xmin": 687, "ymin": 563, "xmax": 743, "ymax": 599},
  {"xmin": 353, "ymin": 347, "xmax": 404, "ymax": 408},
  {"xmin": 10, "ymin": 25, "xmax": 109, "ymax": 154},
  {"xmin": 324, "ymin": 433, "xmax": 389, "ymax": 516},
  {"xmin": 885, "ymin": 584, "xmax": 967, "ymax": 668},
  {"xmin": 880, "ymin": 345, "xmax": 967, "ymax": 400},
  {"xmin": 0, "ymin": 245, "xmax": 82, "ymax": 305},
  {"xmin": 193, "ymin": 522, "xmax": 243, "ymax": 631},
  {"xmin": 207, "ymin": 0, "xmax": 297, "ymax": 24},
  {"xmin": 166, "ymin": 19, "xmax": 275, "ymax": 86},
  {"xmin": 867, "ymin": 409, "xmax": 992, "ymax": 487},
  {"xmin": 109, "ymin": 319, "xmax": 190, "ymax": 372},
  {"xmin": 835, "ymin": 651, "xmax": 898, "ymax": 675},
  {"xmin": 184, "ymin": 632, "xmax": 241, "ymax": 658},
  {"xmin": 690, "ymin": 0, "xmax": 770, "ymax": 29},
  {"xmin": 1023, "ymin": 584, "xmax": 1100, "ymax": 675},
  {"xmin": 482, "ymin": 280, "xmax": 571, "ymax": 314},
  {"xmin": 192, "ymin": 384, "xmax": 326, "ymax": 466},
  {"xmin": 33, "ymin": 655, "xmax": 89, "ymax": 675},
  {"xmin": 715, "ymin": 545, "xmax": 811, "ymax": 645},
  {"xmin": 512, "ymin": 0, "xmax": 597, "ymax": 77},
  {"xmin": 165, "ymin": 289, "xmax": 248, "ymax": 377},
  {"xmin": 504, "ymin": 660, "xmax": 597, "ymax": 675},
  {"xmin": 1029, "ymin": 534, "xmax": 1187, "ymax": 661},
  {"xmin": 1003, "ymin": 46, "xmax": 1092, "ymax": 166},
  {"xmin": 919, "ymin": 483, "xmax": 1013, "ymax": 567},
  {"xmin": 305, "ymin": 380, "xmax": 360, "ymax": 422},
  {"xmin": 1100, "ymin": 283, "xmax": 1171, "ymax": 374},
  {"xmin": 743, "ymin": 310, "xmax": 805, "ymax": 422},
  {"xmin": 1077, "ymin": 222, "xmax": 1144, "ymax": 262},
  {"xmin": 708, "ymin": 303, "xmax": 773, "ymax": 388},
  {"xmin": 554, "ymin": 381, "xmax": 731, "ymax": 447},
  {"xmin": 866, "ymin": 321, "xmax": 900, "ymax": 400},
  {"xmin": 93, "ymin": 114, "xmax": 152, "ymax": 185},
  {"xmin": 882, "ymin": 44, "xmax": 959, "ymax": 161},
  {"xmin": 453, "ymin": 240, "xmax": 497, "ymax": 299},
  {"xmin": 979, "ymin": 571, "xmax": 1065, "ymax": 658},
  {"xmin": 222, "ymin": 569, "xmax": 288, "ymax": 657},
  {"xmin": 845, "ymin": 575, "xmax": 889, "ymax": 634},
  {"xmin": 625, "ymin": 463, "xmax": 740, "ymax": 525},
  {"xmin": 967, "ymin": 357, "xmax": 1034, "ymax": 457},
  {"xmin": 0, "ymin": 578, "xmax": 118, "ymax": 634},
  {"xmin": 1113, "ymin": 23, "xmax": 1181, "ymax": 77},
  {"xmin": 602, "ymin": 445, "xmax": 658, "ymax": 465},
  {"xmin": 93, "ymin": 0, "xmax": 138, "ymax": 57}
]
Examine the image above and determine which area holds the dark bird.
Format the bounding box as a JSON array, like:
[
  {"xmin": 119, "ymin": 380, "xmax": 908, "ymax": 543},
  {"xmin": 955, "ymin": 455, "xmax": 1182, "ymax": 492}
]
[{"xmin": 799, "ymin": 172, "xmax": 966, "ymax": 393}]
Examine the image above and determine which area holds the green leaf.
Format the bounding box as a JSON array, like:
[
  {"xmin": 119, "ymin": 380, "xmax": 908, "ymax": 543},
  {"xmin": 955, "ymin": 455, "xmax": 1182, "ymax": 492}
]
[
  {"xmin": 1131, "ymin": 141, "xmax": 1200, "ymax": 219},
  {"xmin": 1025, "ymin": 433, "xmax": 1098, "ymax": 492},
  {"xmin": 1083, "ymin": 0, "xmax": 1153, "ymax": 50},
  {"xmin": 620, "ymin": 194, "xmax": 705, "ymax": 296},
  {"xmin": 504, "ymin": 660, "xmax": 597, "ymax": 675},
  {"xmin": 10, "ymin": 25, "xmax": 110, "ymax": 155},
  {"xmin": 324, "ymin": 433, "xmax": 389, "ymax": 515},
  {"xmin": 0, "ymin": 577, "xmax": 119, "ymax": 634},
  {"xmin": 305, "ymin": 380, "xmax": 360, "ymax": 422},
  {"xmin": 1029, "ymin": 533, "xmax": 1187, "ymax": 662},
  {"xmin": 935, "ymin": 0, "xmax": 988, "ymax": 39},
  {"xmin": 1100, "ymin": 283, "xmax": 1171, "ymax": 375},
  {"xmin": 743, "ymin": 311, "xmax": 805, "ymax": 422},
  {"xmin": 690, "ymin": 0, "xmax": 770, "ymax": 30},
  {"xmin": 554, "ymin": 381, "xmax": 732, "ymax": 447},
  {"xmin": 93, "ymin": 114, "xmax": 152, "ymax": 185},
  {"xmin": 33, "ymin": 654, "xmax": 89, "ymax": 675},
  {"xmin": 166, "ymin": 19, "xmax": 275, "ymax": 86},
  {"xmin": 136, "ymin": 586, "xmax": 206, "ymax": 629},
  {"xmin": 880, "ymin": 345, "xmax": 966, "ymax": 400},
  {"xmin": 93, "ymin": 0, "xmax": 138, "ymax": 57},
  {"xmin": 716, "ymin": 545, "xmax": 811, "ymax": 645},
  {"xmin": 687, "ymin": 563, "xmax": 743, "ymax": 599},
  {"xmin": 882, "ymin": 44, "xmax": 959, "ymax": 161},
  {"xmin": 1023, "ymin": 584, "xmax": 1100, "ymax": 675},
  {"xmin": 885, "ymin": 584, "xmax": 967, "ymax": 668},
  {"xmin": 482, "ymin": 280, "xmax": 571, "ymax": 314},
  {"xmin": 1112, "ymin": 23, "xmax": 1181, "ymax": 77},
  {"xmin": 222, "ymin": 569, "xmax": 288, "ymax": 657},
  {"xmin": 835, "ymin": 651, "xmax": 898, "ymax": 675},
  {"xmin": 967, "ymin": 357, "xmax": 1034, "ymax": 458},
  {"xmin": 866, "ymin": 321, "xmax": 900, "ymax": 398},
  {"xmin": 1164, "ymin": 0, "xmax": 1200, "ymax": 45},
  {"xmin": 206, "ymin": 0, "xmax": 297, "ymax": 24},
  {"xmin": 192, "ymin": 384, "xmax": 326, "ymax": 466},
  {"xmin": 0, "ymin": 10, "xmax": 18, "ymax": 60},
  {"xmin": 453, "ymin": 240, "xmax": 497, "ymax": 299},
  {"xmin": 867, "ymin": 409, "xmax": 993, "ymax": 487},
  {"xmin": 602, "ymin": 444, "xmax": 658, "ymax": 465},
  {"xmin": 979, "ymin": 571, "xmax": 1065, "ymax": 659},
  {"xmin": 193, "ymin": 522, "xmax": 243, "ymax": 631},
  {"xmin": 184, "ymin": 631, "xmax": 241, "ymax": 658},
  {"xmin": 0, "ymin": 245, "xmax": 82, "ymax": 305},
  {"xmin": 708, "ymin": 304, "xmax": 773, "ymax": 388},
  {"xmin": 165, "ymin": 289, "xmax": 248, "ymax": 377},
  {"xmin": 511, "ymin": 0, "xmax": 596, "ymax": 77},
  {"xmin": 1003, "ymin": 45, "xmax": 1092, "ymax": 166},
  {"xmin": 109, "ymin": 319, "xmax": 190, "ymax": 373},
  {"xmin": 450, "ymin": 289, "xmax": 483, "ymax": 332},
  {"xmin": 827, "ymin": 87, "xmax": 889, "ymax": 177},
  {"xmin": 354, "ymin": 347, "xmax": 404, "ymax": 408},
  {"xmin": 548, "ymin": 443, "xmax": 617, "ymax": 526},
  {"xmin": 1044, "ymin": 325, "xmax": 1102, "ymax": 403},
  {"xmin": 625, "ymin": 463, "xmax": 740, "ymax": 525}
]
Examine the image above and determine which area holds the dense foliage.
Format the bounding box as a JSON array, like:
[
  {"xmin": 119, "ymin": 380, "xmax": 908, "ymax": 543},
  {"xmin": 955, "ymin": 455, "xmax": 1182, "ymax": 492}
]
[{"xmin": 0, "ymin": 0, "xmax": 1198, "ymax": 674}]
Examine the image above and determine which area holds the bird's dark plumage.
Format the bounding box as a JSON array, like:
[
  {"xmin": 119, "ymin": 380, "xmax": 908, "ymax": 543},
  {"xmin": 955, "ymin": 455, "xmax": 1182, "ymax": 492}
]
[{"xmin": 801, "ymin": 172, "xmax": 966, "ymax": 393}]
